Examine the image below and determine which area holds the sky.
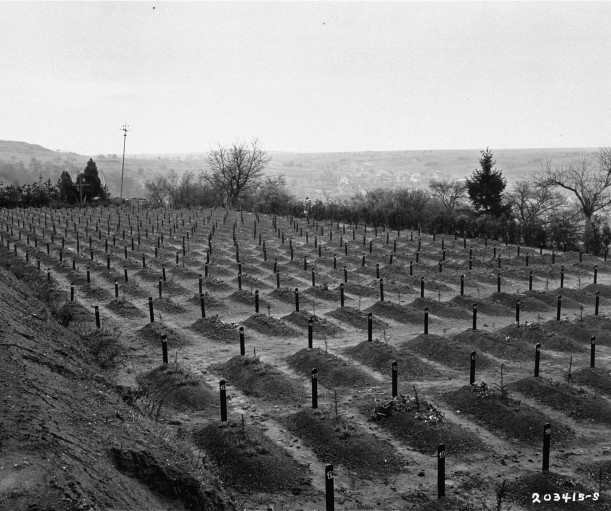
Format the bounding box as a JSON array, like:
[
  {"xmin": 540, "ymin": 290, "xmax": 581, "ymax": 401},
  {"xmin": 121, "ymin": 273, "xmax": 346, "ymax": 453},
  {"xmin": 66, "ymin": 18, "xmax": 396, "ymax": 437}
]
[{"xmin": 1, "ymin": 1, "xmax": 610, "ymax": 156}]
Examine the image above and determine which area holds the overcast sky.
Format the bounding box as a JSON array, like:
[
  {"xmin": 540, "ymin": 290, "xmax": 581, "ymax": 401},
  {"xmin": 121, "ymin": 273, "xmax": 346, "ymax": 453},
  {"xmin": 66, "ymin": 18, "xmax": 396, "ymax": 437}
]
[{"xmin": 1, "ymin": 1, "xmax": 610, "ymax": 156}]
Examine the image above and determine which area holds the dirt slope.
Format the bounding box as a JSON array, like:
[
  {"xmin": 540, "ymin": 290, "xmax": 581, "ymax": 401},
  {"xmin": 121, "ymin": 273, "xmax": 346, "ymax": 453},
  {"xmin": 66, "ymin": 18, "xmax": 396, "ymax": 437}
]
[{"xmin": 0, "ymin": 254, "xmax": 236, "ymax": 511}]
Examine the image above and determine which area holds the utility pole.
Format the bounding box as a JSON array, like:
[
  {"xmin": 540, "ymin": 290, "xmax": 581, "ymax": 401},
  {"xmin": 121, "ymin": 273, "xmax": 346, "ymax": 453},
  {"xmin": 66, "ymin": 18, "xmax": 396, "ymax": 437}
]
[{"xmin": 120, "ymin": 124, "xmax": 129, "ymax": 201}]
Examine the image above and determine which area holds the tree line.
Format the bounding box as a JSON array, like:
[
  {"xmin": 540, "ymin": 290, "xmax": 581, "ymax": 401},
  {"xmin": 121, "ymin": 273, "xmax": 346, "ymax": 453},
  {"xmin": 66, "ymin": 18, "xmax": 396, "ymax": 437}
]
[
  {"xmin": 0, "ymin": 158, "xmax": 108, "ymax": 208},
  {"xmin": 145, "ymin": 142, "xmax": 611, "ymax": 256}
]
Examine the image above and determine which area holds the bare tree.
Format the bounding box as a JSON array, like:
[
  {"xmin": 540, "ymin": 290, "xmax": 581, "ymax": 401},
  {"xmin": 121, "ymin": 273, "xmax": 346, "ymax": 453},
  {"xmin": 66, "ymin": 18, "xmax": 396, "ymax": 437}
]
[
  {"xmin": 202, "ymin": 140, "xmax": 270, "ymax": 206},
  {"xmin": 164, "ymin": 169, "xmax": 181, "ymax": 207},
  {"xmin": 428, "ymin": 178, "xmax": 467, "ymax": 213},
  {"xmin": 144, "ymin": 174, "xmax": 169, "ymax": 208},
  {"xmin": 507, "ymin": 180, "xmax": 564, "ymax": 225},
  {"xmin": 537, "ymin": 148, "xmax": 611, "ymax": 246}
]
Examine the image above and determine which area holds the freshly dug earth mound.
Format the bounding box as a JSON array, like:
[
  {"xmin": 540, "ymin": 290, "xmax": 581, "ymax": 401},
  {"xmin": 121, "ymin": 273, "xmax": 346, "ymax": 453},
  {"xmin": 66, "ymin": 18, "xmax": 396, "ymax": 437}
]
[
  {"xmin": 170, "ymin": 265, "xmax": 199, "ymax": 279},
  {"xmin": 159, "ymin": 280, "xmax": 190, "ymax": 297},
  {"xmin": 450, "ymin": 295, "xmax": 511, "ymax": 316},
  {"xmin": 152, "ymin": 296, "xmax": 188, "ymax": 314},
  {"xmin": 189, "ymin": 316, "xmax": 238, "ymax": 343},
  {"xmin": 193, "ymin": 422, "xmax": 312, "ymax": 494},
  {"xmin": 402, "ymin": 334, "xmax": 496, "ymax": 371},
  {"xmin": 282, "ymin": 408, "xmax": 408, "ymax": 478},
  {"xmin": 343, "ymin": 340, "xmax": 443, "ymax": 379},
  {"xmin": 442, "ymin": 384, "xmax": 575, "ymax": 445},
  {"xmin": 107, "ymin": 298, "xmax": 146, "ymax": 319},
  {"xmin": 407, "ymin": 297, "xmax": 473, "ymax": 320},
  {"xmin": 268, "ymin": 287, "xmax": 297, "ymax": 304},
  {"xmin": 134, "ymin": 266, "xmax": 162, "ymax": 281},
  {"xmin": 489, "ymin": 291, "xmax": 551, "ymax": 312},
  {"xmin": 92, "ymin": 268, "xmax": 122, "ymax": 284},
  {"xmin": 452, "ymin": 328, "xmax": 533, "ymax": 362},
  {"xmin": 379, "ymin": 279, "xmax": 416, "ymax": 297},
  {"xmin": 358, "ymin": 393, "xmax": 485, "ymax": 455},
  {"xmin": 496, "ymin": 322, "xmax": 582, "ymax": 353},
  {"xmin": 287, "ymin": 347, "xmax": 378, "ymax": 388},
  {"xmin": 540, "ymin": 319, "xmax": 594, "ymax": 344},
  {"xmin": 303, "ymin": 285, "xmax": 343, "ymax": 302},
  {"xmin": 583, "ymin": 283, "xmax": 611, "ymax": 298},
  {"xmin": 137, "ymin": 363, "xmax": 218, "ymax": 413},
  {"xmin": 80, "ymin": 283, "xmax": 113, "ymax": 300},
  {"xmin": 341, "ymin": 282, "xmax": 379, "ymax": 298},
  {"xmin": 413, "ymin": 277, "xmax": 453, "ymax": 292},
  {"xmin": 281, "ymin": 310, "xmax": 344, "ymax": 336},
  {"xmin": 203, "ymin": 277, "xmax": 232, "ymax": 291},
  {"xmin": 206, "ymin": 264, "xmax": 234, "ymax": 277},
  {"xmin": 120, "ymin": 280, "xmax": 150, "ymax": 298},
  {"xmin": 505, "ymin": 471, "xmax": 610, "ymax": 510},
  {"xmin": 231, "ymin": 274, "xmax": 272, "ymax": 290},
  {"xmin": 66, "ymin": 269, "xmax": 88, "ymax": 285},
  {"xmin": 525, "ymin": 289, "xmax": 582, "ymax": 310},
  {"xmin": 508, "ymin": 376, "xmax": 611, "ymax": 424},
  {"xmin": 228, "ymin": 289, "xmax": 265, "ymax": 307},
  {"xmin": 555, "ymin": 287, "xmax": 598, "ymax": 307},
  {"xmin": 327, "ymin": 306, "xmax": 390, "ymax": 330},
  {"xmin": 571, "ymin": 367, "xmax": 611, "ymax": 396},
  {"xmin": 188, "ymin": 292, "xmax": 226, "ymax": 309},
  {"xmin": 210, "ymin": 355, "xmax": 306, "ymax": 403},
  {"xmin": 138, "ymin": 322, "xmax": 189, "ymax": 347},
  {"xmin": 242, "ymin": 313, "xmax": 300, "ymax": 337},
  {"xmin": 365, "ymin": 301, "xmax": 422, "ymax": 324},
  {"xmin": 55, "ymin": 301, "xmax": 92, "ymax": 327}
]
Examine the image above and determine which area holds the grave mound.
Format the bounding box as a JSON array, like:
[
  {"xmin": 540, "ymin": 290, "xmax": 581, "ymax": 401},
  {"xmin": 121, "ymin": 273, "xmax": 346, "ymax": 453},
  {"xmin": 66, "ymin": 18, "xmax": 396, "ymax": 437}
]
[
  {"xmin": 193, "ymin": 422, "xmax": 311, "ymax": 494},
  {"xmin": 281, "ymin": 311, "xmax": 344, "ymax": 337},
  {"xmin": 508, "ymin": 376, "xmax": 611, "ymax": 424},
  {"xmin": 442, "ymin": 383, "xmax": 575, "ymax": 445},
  {"xmin": 189, "ymin": 316, "xmax": 238, "ymax": 343},
  {"xmin": 403, "ymin": 334, "xmax": 496, "ymax": 371},
  {"xmin": 343, "ymin": 340, "xmax": 443, "ymax": 379},
  {"xmin": 281, "ymin": 408, "xmax": 407, "ymax": 479},
  {"xmin": 327, "ymin": 306, "xmax": 390, "ymax": 330},
  {"xmin": 107, "ymin": 298, "xmax": 146, "ymax": 319},
  {"xmin": 242, "ymin": 313, "xmax": 300, "ymax": 337},
  {"xmin": 137, "ymin": 363, "xmax": 218, "ymax": 412},
  {"xmin": 210, "ymin": 354, "xmax": 305, "ymax": 404},
  {"xmin": 287, "ymin": 347, "xmax": 378, "ymax": 388}
]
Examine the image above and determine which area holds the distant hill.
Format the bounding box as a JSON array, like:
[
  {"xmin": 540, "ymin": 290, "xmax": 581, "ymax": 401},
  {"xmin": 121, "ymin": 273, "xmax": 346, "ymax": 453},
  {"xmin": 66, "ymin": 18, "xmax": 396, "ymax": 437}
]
[{"xmin": 0, "ymin": 140, "xmax": 600, "ymax": 200}]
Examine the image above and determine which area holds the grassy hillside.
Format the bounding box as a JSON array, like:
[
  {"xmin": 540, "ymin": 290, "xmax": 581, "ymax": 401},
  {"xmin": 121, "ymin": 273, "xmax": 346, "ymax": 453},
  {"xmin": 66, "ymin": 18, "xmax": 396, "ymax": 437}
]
[{"xmin": 0, "ymin": 140, "xmax": 599, "ymax": 200}]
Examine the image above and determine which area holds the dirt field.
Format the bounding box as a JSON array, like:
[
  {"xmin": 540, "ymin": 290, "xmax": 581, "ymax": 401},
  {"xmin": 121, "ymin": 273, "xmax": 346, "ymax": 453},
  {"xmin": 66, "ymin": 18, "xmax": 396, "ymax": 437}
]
[{"xmin": 1, "ymin": 206, "xmax": 611, "ymax": 510}]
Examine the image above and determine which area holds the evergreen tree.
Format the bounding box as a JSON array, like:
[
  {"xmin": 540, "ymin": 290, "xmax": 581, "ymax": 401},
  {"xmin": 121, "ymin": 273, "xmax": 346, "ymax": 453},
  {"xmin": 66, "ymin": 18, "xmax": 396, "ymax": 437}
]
[
  {"xmin": 76, "ymin": 158, "xmax": 106, "ymax": 202},
  {"xmin": 58, "ymin": 171, "xmax": 77, "ymax": 204},
  {"xmin": 466, "ymin": 148, "xmax": 507, "ymax": 217}
]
